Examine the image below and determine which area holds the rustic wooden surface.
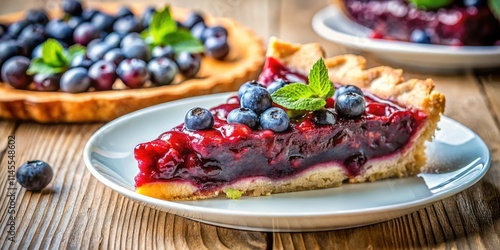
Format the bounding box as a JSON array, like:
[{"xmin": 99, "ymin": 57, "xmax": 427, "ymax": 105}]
[{"xmin": 1, "ymin": 0, "xmax": 500, "ymax": 249}]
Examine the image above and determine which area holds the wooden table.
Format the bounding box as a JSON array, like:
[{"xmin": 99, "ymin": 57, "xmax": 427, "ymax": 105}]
[{"xmin": 1, "ymin": 0, "xmax": 499, "ymax": 248}]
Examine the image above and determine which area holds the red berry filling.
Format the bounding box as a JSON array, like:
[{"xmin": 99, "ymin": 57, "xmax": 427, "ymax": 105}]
[
  {"xmin": 134, "ymin": 58, "xmax": 427, "ymax": 191},
  {"xmin": 344, "ymin": 0, "xmax": 500, "ymax": 46}
]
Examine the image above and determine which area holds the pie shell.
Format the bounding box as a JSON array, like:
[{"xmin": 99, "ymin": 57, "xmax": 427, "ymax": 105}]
[
  {"xmin": 0, "ymin": 2, "xmax": 265, "ymax": 123},
  {"xmin": 137, "ymin": 38, "xmax": 445, "ymax": 201}
]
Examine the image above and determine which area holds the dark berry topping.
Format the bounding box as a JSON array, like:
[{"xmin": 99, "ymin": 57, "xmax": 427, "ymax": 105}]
[
  {"xmin": 260, "ymin": 107, "xmax": 290, "ymax": 132},
  {"xmin": 185, "ymin": 107, "xmax": 214, "ymax": 130},
  {"xmin": 335, "ymin": 92, "xmax": 366, "ymax": 118},
  {"xmin": 227, "ymin": 108, "xmax": 259, "ymax": 128},
  {"xmin": 1, "ymin": 56, "xmax": 32, "ymax": 89},
  {"xmin": 16, "ymin": 160, "xmax": 54, "ymax": 191}
]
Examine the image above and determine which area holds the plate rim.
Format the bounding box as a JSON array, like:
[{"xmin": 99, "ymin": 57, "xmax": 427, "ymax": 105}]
[{"xmin": 83, "ymin": 92, "xmax": 491, "ymax": 220}]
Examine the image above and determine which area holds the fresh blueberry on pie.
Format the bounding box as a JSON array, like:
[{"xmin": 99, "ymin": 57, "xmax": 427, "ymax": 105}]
[
  {"xmin": 333, "ymin": 0, "xmax": 500, "ymax": 46},
  {"xmin": 133, "ymin": 38, "xmax": 445, "ymax": 200}
]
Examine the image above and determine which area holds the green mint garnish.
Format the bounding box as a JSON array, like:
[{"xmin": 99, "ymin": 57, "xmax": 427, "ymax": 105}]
[
  {"xmin": 489, "ymin": 0, "xmax": 500, "ymax": 22},
  {"xmin": 271, "ymin": 58, "xmax": 334, "ymax": 111},
  {"xmin": 142, "ymin": 6, "xmax": 204, "ymax": 54},
  {"xmin": 225, "ymin": 188, "xmax": 244, "ymax": 199},
  {"xmin": 408, "ymin": 0, "xmax": 453, "ymax": 10},
  {"xmin": 27, "ymin": 39, "xmax": 86, "ymax": 75}
]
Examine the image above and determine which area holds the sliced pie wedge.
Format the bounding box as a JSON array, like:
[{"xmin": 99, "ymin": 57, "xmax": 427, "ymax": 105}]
[{"xmin": 134, "ymin": 37, "xmax": 445, "ymax": 201}]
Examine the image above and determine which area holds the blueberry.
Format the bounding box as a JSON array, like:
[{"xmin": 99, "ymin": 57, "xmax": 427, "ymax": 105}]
[
  {"xmin": 117, "ymin": 58, "xmax": 149, "ymax": 88},
  {"xmin": 7, "ymin": 20, "xmax": 30, "ymax": 38},
  {"xmin": 238, "ymin": 80, "xmax": 266, "ymax": 100},
  {"xmin": 1, "ymin": 56, "xmax": 32, "ymax": 89},
  {"xmin": 67, "ymin": 16, "xmax": 84, "ymax": 30},
  {"xmin": 62, "ymin": 0, "xmax": 83, "ymax": 16},
  {"xmin": 410, "ymin": 29, "xmax": 431, "ymax": 44},
  {"xmin": 86, "ymin": 42, "xmax": 113, "ymax": 62},
  {"xmin": 113, "ymin": 16, "xmax": 142, "ymax": 35},
  {"xmin": 88, "ymin": 60, "xmax": 116, "ymax": 91},
  {"xmin": 46, "ymin": 19, "xmax": 74, "ymax": 44},
  {"xmin": 334, "ymin": 85, "xmax": 363, "ymax": 99},
  {"xmin": 16, "ymin": 160, "xmax": 53, "ymax": 191},
  {"xmin": 185, "ymin": 107, "xmax": 214, "ymax": 130},
  {"xmin": 103, "ymin": 48, "xmax": 126, "ymax": 66},
  {"xmin": 26, "ymin": 9, "xmax": 49, "ymax": 25},
  {"xmin": 202, "ymin": 25, "xmax": 228, "ymax": 42},
  {"xmin": 260, "ymin": 107, "xmax": 290, "ymax": 132},
  {"xmin": 190, "ymin": 22, "xmax": 206, "ymax": 41},
  {"xmin": 183, "ymin": 12, "xmax": 205, "ymax": 30},
  {"xmin": 18, "ymin": 24, "xmax": 46, "ymax": 54},
  {"xmin": 82, "ymin": 9, "xmax": 100, "ymax": 22},
  {"xmin": 73, "ymin": 23, "xmax": 100, "ymax": 46},
  {"xmin": 152, "ymin": 46, "xmax": 175, "ymax": 60},
  {"xmin": 335, "ymin": 92, "xmax": 366, "ymax": 118},
  {"xmin": 313, "ymin": 109, "xmax": 336, "ymax": 125},
  {"xmin": 122, "ymin": 42, "xmax": 151, "ymax": 62},
  {"xmin": 147, "ymin": 57, "xmax": 178, "ymax": 86},
  {"xmin": 140, "ymin": 7, "xmax": 155, "ymax": 29},
  {"xmin": 175, "ymin": 52, "xmax": 201, "ymax": 78},
  {"xmin": 267, "ymin": 78, "xmax": 289, "ymax": 94},
  {"xmin": 60, "ymin": 67, "xmax": 93, "ymax": 93},
  {"xmin": 70, "ymin": 54, "xmax": 93, "ymax": 69},
  {"xmin": 205, "ymin": 36, "xmax": 229, "ymax": 60},
  {"xmin": 33, "ymin": 74, "xmax": 61, "ymax": 91},
  {"xmin": 227, "ymin": 108, "xmax": 259, "ymax": 128},
  {"xmin": 116, "ymin": 6, "xmax": 134, "ymax": 18},
  {"xmin": 464, "ymin": 0, "xmax": 486, "ymax": 7},
  {"xmin": 0, "ymin": 40, "xmax": 25, "ymax": 68},
  {"xmin": 32, "ymin": 44, "xmax": 43, "ymax": 59},
  {"xmin": 91, "ymin": 12, "xmax": 116, "ymax": 33},
  {"xmin": 240, "ymin": 86, "xmax": 272, "ymax": 114},
  {"xmin": 103, "ymin": 32, "xmax": 122, "ymax": 48},
  {"xmin": 120, "ymin": 32, "xmax": 143, "ymax": 48}
]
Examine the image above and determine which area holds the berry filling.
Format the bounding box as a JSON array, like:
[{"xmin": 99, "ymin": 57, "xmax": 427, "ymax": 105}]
[
  {"xmin": 344, "ymin": 0, "xmax": 500, "ymax": 46},
  {"xmin": 134, "ymin": 58, "xmax": 428, "ymax": 192}
]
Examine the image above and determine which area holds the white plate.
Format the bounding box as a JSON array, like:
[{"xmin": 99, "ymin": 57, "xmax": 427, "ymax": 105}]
[
  {"xmin": 83, "ymin": 93, "xmax": 490, "ymax": 232},
  {"xmin": 312, "ymin": 5, "xmax": 500, "ymax": 73}
]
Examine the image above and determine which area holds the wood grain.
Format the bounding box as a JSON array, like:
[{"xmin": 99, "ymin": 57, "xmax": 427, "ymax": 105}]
[{"xmin": 1, "ymin": 0, "xmax": 500, "ymax": 249}]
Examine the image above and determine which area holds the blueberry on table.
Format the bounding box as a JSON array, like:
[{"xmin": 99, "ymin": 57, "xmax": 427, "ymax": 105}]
[
  {"xmin": 34, "ymin": 74, "xmax": 61, "ymax": 91},
  {"xmin": 335, "ymin": 92, "xmax": 366, "ymax": 118},
  {"xmin": 73, "ymin": 22, "xmax": 100, "ymax": 46},
  {"xmin": 88, "ymin": 60, "xmax": 117, "ymax": 91},
  {"xmin": 60, "ymin": 67, "xmax": 93, "ymax": 93},
  {"xmin": 260, "ymin": 107, "xmax": 290, "ymax": 133},
  {"xmin": 238, "ymin": 80, "xmax": 266, "ymax": 100},
  {"xmin": 16, "ymin": 160, "xmax": 54, "ymax": 191},
  {"xmin": 1, "ymin": 56, "xmax": 32, "ymax": 89},
  {"xmin": 204, "ymin": 36, "xmax": 229, "ymax": 60},
  {"xmin": 334, "ymin": 85, "xmax": 364, "ymax": 99},
  {"xmin": 176, "ymin": 52, "xmax": 201, "ymax": 78},
  {"xmin": 62, "ymin": 0, "xmax": 83, "ymax": 16},
  {"xmin": 117, "ymin": 58, "xmax": 149, "ymax": 88},
  {"xmin": 147, "ymin": 57, "xmax": 178, "ymax": 86},
  {"xmin": 227, "ymin": 108, "xmax": 259, "ymax": 128},
  {"xmin": 240, "ymin": 86, "xmax": 272, "ymax": 114},
  {"xmin": 185, "ymin": 107, "xmax": 214, "ymax": 130}
]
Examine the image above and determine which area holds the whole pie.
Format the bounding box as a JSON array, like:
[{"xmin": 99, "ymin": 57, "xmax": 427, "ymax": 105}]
[
  {"xmin": 0, "ymin": 2, "xmax": 264, "ymax": 122},
  {"xmin": 134, "ymin": 38, "xmax": 445, "ymax": 200},
  {"xmin": 333, "ymin": 0, "xmax": 500, "ymax": 46}
]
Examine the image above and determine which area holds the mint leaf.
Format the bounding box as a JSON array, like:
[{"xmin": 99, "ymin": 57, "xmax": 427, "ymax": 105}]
[
  {"xmin": 27, "ymin": 58, "xmax": 66, "ymax": 75},
  {"xmin": 271, "ymin": 83, "xmax": 326, "ymax": 111},
  {"xmin": 164, "ymin": 30, "xmax": 204, "ymax": 53},
  {"xmin": 150, "ymin": 6, "xmax": 177, "ymax": 45},
  {"xmin": 308, "ymin": 58, "xmax": 333, "ymax": 99},
  {"xmin": 66, "ymin": 44, "xmax": 86, "ymax": 63},
  {"xmin": 489, "ymin": 0, "xmax": 500, "ymax": 21},
  {"xmin": 42, "ymin": 39, "xmax": 67, "ymax": 67},
  {"xmin": 225, "ymin": 188, "xmax": 244, "ymax": 199}
]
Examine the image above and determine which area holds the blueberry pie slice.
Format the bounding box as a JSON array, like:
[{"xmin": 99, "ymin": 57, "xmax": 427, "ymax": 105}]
[{"xmin": 134, "ymin": 38, "xmax": 445, "ymax": 200}]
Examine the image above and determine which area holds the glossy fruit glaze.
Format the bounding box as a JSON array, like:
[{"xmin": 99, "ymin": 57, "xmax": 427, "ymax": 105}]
[
  {"xmin": 344, "ymin": 0, "xmax": 500, "ymax": 46},
  {"xmin": 134, "ymin": 57, "xmax": 427, "ymax": 190}
]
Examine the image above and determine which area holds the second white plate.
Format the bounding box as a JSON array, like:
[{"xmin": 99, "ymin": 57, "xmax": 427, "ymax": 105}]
[
  {"xmin": 84, "ymin": 93, "xmax": 490, "ymax": 232},
  {"xmin": 312, "ymin": 5, "xmax": 500, "ymax": 73}
]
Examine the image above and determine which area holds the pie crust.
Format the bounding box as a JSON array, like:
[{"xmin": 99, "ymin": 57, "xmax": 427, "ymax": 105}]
[
  {"xmin": 136, "ymin": 38, "xmax": 445, "ymax": 200},
  {"xmin": 0, "ymin": 2, "xmax": 264, "ymax": 122}
]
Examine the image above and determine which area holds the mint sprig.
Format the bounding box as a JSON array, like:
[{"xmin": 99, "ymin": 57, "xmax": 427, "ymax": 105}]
[
  {"xmin": 142, "ymin": 6, "xmax": 204, "ymax": 54},
  {"xmin": 489, "ymin": 0, "xmax": 500, "ymax": 22},
  {"xmin": 27, "ymin": 39, "xmax": 86, "ymax": 75},
  {"xmin": 271, "ymin": 58, "xmax": 334, "ymax": 111}
]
